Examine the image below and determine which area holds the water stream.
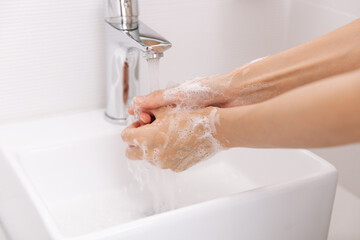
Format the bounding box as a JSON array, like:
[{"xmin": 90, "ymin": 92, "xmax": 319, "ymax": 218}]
[{"xmin": 127, "ymin": 58, "xmax": 177, "ymax": 214}]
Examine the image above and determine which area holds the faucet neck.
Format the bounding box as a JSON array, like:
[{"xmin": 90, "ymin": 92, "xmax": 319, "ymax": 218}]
[
  {"xmin": 104, "ymin": 0, "xmax": 172, "ymax": 124},
  {"xmin": 105, "ymin": 0, "xmax": 139, "ymax": 30}
]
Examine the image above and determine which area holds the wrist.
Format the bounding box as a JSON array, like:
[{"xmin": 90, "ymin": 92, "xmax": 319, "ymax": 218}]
[
  {"xmin": 198, "ymin": 106, "xmax": 228, "ymax": 149},
  {"xmin": 226, "ymin": 58, "xmax": 291, "ymax": 106},
  {"xmin": 215, "ymin": 105, "xmax": 260, "ymax": 148},
  {"xmin": 213, "ymin": 107, "xmax": 241, "ymax": 148}
]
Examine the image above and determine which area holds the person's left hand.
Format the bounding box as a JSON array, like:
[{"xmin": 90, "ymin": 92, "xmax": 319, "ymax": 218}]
[{"xmin": 121, "ymin": 106, "xmax": 223, "ymax": 172}]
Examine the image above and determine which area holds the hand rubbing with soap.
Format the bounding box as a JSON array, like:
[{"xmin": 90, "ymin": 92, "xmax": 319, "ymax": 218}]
[
  {"xmin": 121, "ymin": 106, "xmax": 223, "ymax": 172},
  {"xmin": 123, "ymin": 19, "xmax": 360, "ymax": 171}
]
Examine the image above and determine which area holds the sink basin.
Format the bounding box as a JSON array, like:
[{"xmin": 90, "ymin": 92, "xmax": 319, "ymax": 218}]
[{"xmin": 0, "ymin": 110, "xmax": 337, "ymax": 240}]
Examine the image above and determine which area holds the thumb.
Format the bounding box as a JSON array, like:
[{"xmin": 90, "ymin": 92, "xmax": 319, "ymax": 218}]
[{"xmin": 134, "ymin": 90, "xmax": 165, "ymax": 109}]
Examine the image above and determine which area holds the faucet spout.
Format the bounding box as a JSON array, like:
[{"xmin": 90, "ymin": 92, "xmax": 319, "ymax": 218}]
[
  {"xmin": 107, "ymin": 20, "xmax": 171, "ymax": 58},
  {"xmin": 104, "ymin": 0, "xmax": 171, "ymax": 124}
]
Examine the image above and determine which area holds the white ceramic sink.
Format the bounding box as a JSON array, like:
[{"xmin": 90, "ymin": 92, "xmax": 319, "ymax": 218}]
[{"xmin": 0, "ymin": 110, "xmax": 337, "ymax": 240}]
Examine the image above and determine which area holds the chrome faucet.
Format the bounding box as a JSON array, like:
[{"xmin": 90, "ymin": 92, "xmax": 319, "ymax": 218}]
[{"xmin": 104, "ymin": 0, "xmax": 171, "ymax": 124}]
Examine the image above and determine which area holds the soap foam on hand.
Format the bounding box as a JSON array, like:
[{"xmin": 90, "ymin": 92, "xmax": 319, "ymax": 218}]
[
  {"xmin": 155, "ymin": 106, "xmax": 223, "ymax": 171},
  {"xmin": 162, "ymin": 76, "xmax": 225, "ymax": 108},
  {"xmin": 127, "ymin": 98, "xmax": 223, "ymax": 214}
]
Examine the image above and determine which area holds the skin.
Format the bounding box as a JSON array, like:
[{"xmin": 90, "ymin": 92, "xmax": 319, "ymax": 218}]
[
  {"xmin": 121, "ymin": 107, "xmax": 219, "ymax": 172},
  {"xmin": 122, "ymin": 19, "xmax": 360, "ymax": 171},
  {"xmin": 129, "ymin": 19, "xmax": 360, "ymax": 122},
  {"xmin": 217, "ymin": 69, "xmax": 360, "ymax": 149}
]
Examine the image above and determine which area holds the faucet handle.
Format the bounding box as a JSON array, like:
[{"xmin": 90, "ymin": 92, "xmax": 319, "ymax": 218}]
[{"xmin": 105, "ymin": 0, "xmax": 139, "ymax": 30}]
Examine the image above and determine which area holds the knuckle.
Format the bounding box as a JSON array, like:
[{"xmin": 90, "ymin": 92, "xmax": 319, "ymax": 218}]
[
  {"xmin": 154, "ymin": 89, "xmax": 163, "ymax": 97},
  {"xmin": 158, "ymin": 161, "xmax": 170, "ymax": 169},
  {"xmin": 171, "ymin": 165, "xmax": 183, "ymax": 172}
]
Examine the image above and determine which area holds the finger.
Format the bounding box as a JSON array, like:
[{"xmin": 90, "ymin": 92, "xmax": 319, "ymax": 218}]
[
  {"xmin": 147, "ymin": 106, "xmax": 173, "ymax": 120},
  {"xmin": 134, "ymin": 89, "xmax": 176, "ymax": 109},
  {"xmin": 127, "ymin": 107, "xmax": 134, "ymax": 115},
  {"xmin": 139, "ymin": 112, "xmax": 152, "ymax": 123},
  {"xmin": 126, "ymin": 121, "xmax": 141, "ymax": 129},
  {"xmin": 171, "ymin": 149, "xmax": 202, "ymax": 172},
  {"xmin": 170, "ymin": 158, "xmax": 186, "ymax": 172},
  {"xmin": 172, "ymin": 160, "xmax": 198, "ymax": 172},
  {"xmin": 126, "ymin": 146, "xmax": 144, "ymax": 160},
  {"xmin": 121, "ymin": 121, "xmax": 141, "ymax": 143},
  {"xmin": 148, "ymin": 159, "xmax": 171, "ymax": 170},
  {"xmin": 128, "ymin": 105, "xmax": 153, "ymax": 123},
  {"xmin": 147, "ymin": 159, "xmax": 164, "ymax": 168}
]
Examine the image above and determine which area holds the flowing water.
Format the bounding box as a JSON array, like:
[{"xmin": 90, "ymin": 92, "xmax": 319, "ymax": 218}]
[
  {"xmin": 147, "ymin": 58, "xmax": 160, "ymax": 91},
  {"xmin": 127, "ymin": 58, "xmax": 177, "ymax": 214},
  {"xmin": 40, "ymin": 56, "xmax": 270, "ymax": 237}
]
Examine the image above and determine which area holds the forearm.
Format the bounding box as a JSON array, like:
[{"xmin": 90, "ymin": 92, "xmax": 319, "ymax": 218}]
[
  {"xmin": 217, "ymin": 69, "xmax": 360, "ymax": 148},
  {"xmin": 224, "ymin": 19, "xmax": 360, "ymax": 105}
]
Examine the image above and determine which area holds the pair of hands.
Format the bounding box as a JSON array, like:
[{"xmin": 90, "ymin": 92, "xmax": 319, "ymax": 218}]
[
  {"xmin": 122, "ymin": 18, "xmax": 360, "ymax": 167},
  {"xmin": 121, "ymin": 74, "xmax": 242, "ymax": 172},
  {"xmin": 127, "ymin": 74, "xmax": 239, "ymax": 123}
]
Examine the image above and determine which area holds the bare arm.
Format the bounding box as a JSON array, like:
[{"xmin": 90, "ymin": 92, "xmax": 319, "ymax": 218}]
[
  {"xmin": 122, "ymin": 70, "xmax": 360, "ymax": 171},
  {"xmin": 225, "ymin": 18, "xmax": 360, "ymax": 106},
  {"xmin": 122, "ymin": 19, "xmax": 360, "ymax": 172},
  {"xmin": 131, "ymin": 19, "xmax": 360, "ymax": 123},
  {"xmin": 217, "ymin": 69, "xmax": 360, "ymax": 148}
]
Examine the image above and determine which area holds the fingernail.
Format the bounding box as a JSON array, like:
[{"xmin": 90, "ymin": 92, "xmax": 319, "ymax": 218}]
[{"xmin": 135, "ymin": 96, "xmax": 145, "ymax": 105}]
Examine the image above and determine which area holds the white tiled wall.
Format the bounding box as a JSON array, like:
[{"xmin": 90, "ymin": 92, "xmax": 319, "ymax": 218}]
[
  {"xmin": 0, "ymin": 0, "xmax": 106, "ymax": 123},
  {"xmin": 0, "ymin": 0, "xmax": 290, "ymax": 123}
]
